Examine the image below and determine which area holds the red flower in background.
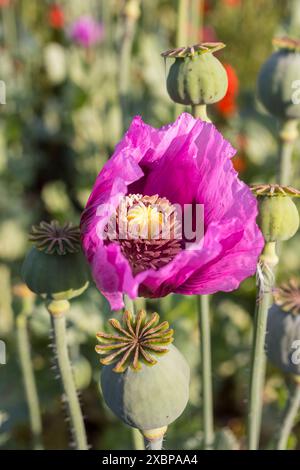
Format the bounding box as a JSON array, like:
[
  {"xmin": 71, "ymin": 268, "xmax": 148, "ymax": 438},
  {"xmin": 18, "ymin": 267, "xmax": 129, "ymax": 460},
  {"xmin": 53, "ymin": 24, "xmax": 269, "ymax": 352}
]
[
  {"xmin": 224, "ymin": 0, "xmax": 241, "ymax": 6},
  {"xmin": 0, "ymin": 0, "xmax": 11, "ymax": 6},
  {"xmin": 216, "ymin": 63, "xmax": 239, "ymax": 118},
  {"xmin": 232, "ymin": 135, "xmax": 248, "ymax": 173},
  {"xmin": 48, "ymin": 4, "xmax": 64, "ymax": 29},
  {"xmin": 200, "ymin": 25, "xmax": 217, "ymax": 43}
]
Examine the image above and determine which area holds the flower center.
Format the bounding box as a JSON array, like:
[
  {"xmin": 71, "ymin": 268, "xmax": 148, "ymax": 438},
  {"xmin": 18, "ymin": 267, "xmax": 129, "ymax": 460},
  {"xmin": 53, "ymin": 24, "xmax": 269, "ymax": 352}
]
[{"xmin": 105, "ymin": 194, "xmax": 183, "ymax": 274}]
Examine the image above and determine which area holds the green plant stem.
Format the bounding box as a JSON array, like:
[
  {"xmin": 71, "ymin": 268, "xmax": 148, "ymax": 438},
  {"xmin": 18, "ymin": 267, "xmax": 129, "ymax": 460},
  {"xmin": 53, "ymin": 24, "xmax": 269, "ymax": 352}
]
[
  {"xmin": 124, "ymin": 294, "xmax": 135, "ymax": 314},
  {"xmin": 189, "ymin": 0, "xmax": 203, "ymax": 44},
  {"xmin": 119, "ymin": 0, "xmax": 141, "ymax": 133},
  {"xmin": 48, "ymin": 300, "xmax": 88, "ymax": 450},
  {"xmin": 132, "ymin": 428, "xmax": 145, "ymax": 450},
  {"xmin": 275, "ymin": 382, "xmax": 300, "ymax": 450},
  {"xmin": 197, "ymin": 295, "xmax": 214, "ymax": 449},
  {"xmin": 144, "ymin": 436, "xmax": 163, "ymax": 450},
  {"xmin": 176, "ymin": 0, "xmax": 189, "ymax": 47},
  {"xmin": 247, "ymin": 242, "xmax": 278, "ymax": 450},
  {"xmin": 174, "ymin": 0, "xmax": 189, "ymax": 118},
  {"xmin": 16, "ymin": 312, "xmax": 43, "ymax": 450},
  {"xmin": 1, "ymin": 3, "xmax": 18, "ymax": 51},
  {"xmin": 191, "ymin": 104, "xmax": 211, "ymax": 122},
  {"xmin": 191, "ymin": 103, "xmax": 214, "ymax": 449},
  {"xmin": 277, "ymin": 119, "xmax": 299, "ymax": 186}
]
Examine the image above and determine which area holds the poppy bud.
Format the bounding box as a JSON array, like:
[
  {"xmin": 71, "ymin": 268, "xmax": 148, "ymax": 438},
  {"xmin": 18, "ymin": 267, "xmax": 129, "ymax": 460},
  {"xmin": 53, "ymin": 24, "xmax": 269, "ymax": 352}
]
[{"xmin": 162, "ymin": 43, "xmax": 228, "ymax": 106}]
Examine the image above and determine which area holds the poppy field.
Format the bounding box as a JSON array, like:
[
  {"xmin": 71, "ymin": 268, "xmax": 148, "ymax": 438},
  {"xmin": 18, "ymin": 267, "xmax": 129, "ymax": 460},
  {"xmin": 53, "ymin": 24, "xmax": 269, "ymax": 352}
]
[{"xmin": 1, "ymin": 0, "xmax": 300, "ymax": 454}]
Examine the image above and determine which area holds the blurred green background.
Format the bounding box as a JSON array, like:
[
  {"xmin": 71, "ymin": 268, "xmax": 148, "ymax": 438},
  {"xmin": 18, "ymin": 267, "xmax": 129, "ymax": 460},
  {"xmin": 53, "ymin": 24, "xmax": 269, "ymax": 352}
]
[{"xmin": 1, "ymin": 0, "xmax": 300, "ymax": 450}]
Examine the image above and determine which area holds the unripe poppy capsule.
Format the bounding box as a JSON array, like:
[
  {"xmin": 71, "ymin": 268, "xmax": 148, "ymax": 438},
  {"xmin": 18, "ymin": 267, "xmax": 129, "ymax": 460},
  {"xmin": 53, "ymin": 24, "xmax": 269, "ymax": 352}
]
[{"xmin": 162, "ymin": 43, "xmax": 228, "ymax": 107}]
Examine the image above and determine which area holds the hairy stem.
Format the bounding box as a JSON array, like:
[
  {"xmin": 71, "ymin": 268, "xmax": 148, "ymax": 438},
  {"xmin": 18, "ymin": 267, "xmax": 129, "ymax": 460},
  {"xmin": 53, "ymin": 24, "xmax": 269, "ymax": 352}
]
[
  {"xmin": 275, "ymin": 382, "xmax": 300, "ymax": 450},
  {"xmin": 17, "ymin": 313, "xmax": 43, "ymax": 450},
  {"xmin": 277, "ymin": 119, "xmax": 299, "ymax": 186},
  {"xmin": 48, "ymin": 300, "xmax": 88, "ymax": 450},
  {"xmin": 197, "ymin": 295, "xmax": 214, "ymax": 449},
  {"xmin": 247, "ymin": 242, "xmax": 278, "ymax": 450}
]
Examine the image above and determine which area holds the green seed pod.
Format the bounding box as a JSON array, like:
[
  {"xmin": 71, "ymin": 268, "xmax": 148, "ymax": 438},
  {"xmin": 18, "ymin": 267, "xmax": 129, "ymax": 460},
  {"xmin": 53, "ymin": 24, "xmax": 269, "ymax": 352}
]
[
  {"xmin": 96, "ymin": 310, "xmax": 190, "ymax": 433},
  {"xmin": 257, "ymin": 38, "xmax": 300, "ymax": 120},
  {"xmin": 266, "ymin": 279, "xmax": 300, "ymax": 376},
  {"xmin": 21, "ymin": 221, "xmax": 89, "ymax": 300},
  {"xmin": 251, "ymin": 184, "xmax": 300, "ymax": 242},
  {"xmin": 162, "ymin": 43, "xmax": 228, "ymax": 106}
]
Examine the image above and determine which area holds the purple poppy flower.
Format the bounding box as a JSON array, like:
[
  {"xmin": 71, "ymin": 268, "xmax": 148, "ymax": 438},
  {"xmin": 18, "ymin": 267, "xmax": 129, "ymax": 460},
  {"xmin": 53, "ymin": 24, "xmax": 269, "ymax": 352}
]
[
  {"xmin": 81, "ymin": 113, "xmax": 264, "ymax": 310},
  {"xmin": 69, "ymin": 16, "xmax": 104, "ymax": 48}
]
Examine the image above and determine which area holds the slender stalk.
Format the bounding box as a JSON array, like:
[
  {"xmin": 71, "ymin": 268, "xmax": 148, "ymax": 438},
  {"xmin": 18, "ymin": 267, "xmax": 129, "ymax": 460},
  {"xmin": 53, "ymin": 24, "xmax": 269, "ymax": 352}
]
[
  {"xmin": 143, "ymin": 426, "xmax": 166, "ymax": 451},
  {"xmin": 144, "ymin": 436, "xmax": 163, "ymax": 450},
  {"xmin": 124, "ymin": 294, "xmax": 135, "ymax": 314},
  {"xmin": 48, "ymin": 300, "xmax": 88, "ymax": 450},
  {"xmin": 189, "ymin": 0, "xmax": 203, "ymax": 44},
  {"xmin": 118, "ymin": 0, "xmax": 141, "ymax": 133},
  {"xmin": 277, "ymin": 119, "xmax": 299, "ymax": 186},
  {"xmin": 275, "ymin": 382, "xmax": 300, "ymax": 450},
  {"xmin": 176, "ymin": 0, "xmax": 189, "ymax": 47},
  {"xmin": 197, "ymin": 295, "xmax": 214, "ymax": 449},
  {"xmin": 191, "ymin": 104, "xmax": 214, "ymax": 449},
  {"xmin": 132, "ymin": 428, "xmax": 145, "ymax": 450},
  {"xmin": 1, "ymin": 3, "xmax": 18, "ymax": 51},
  {"xmin": 174, "ymin": 0, "xmax": 189, "ymax": 118},
  {"xmin": 16, "ymin": 312, "xmax": 43, "ymax": 450},
  {"xmin": 191, "ymin": 104, "xmax": 211, "ymax": 122},
  {"xmin": 247, "ymin": 242, "xmax": 278, "ymax": 450}
]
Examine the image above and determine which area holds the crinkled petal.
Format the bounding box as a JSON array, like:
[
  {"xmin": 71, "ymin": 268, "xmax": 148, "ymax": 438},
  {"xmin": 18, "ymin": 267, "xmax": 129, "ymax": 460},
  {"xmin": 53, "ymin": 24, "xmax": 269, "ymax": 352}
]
[{"xmin": 81, "ymin": 113, "xmax": 264, "ymax": 309}]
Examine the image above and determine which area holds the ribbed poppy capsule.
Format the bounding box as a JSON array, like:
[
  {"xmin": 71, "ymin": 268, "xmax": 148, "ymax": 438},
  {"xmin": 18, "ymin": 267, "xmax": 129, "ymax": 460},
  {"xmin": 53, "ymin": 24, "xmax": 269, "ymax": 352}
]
[
  {"xmin": 251, "ymin": 184, "xmax": 300, "ymax": 243},
  {"xmin": 22, "ymin": 221, "xmax": 89, "ymax": 300},
  {"xmin": 162, "ymin": 43, "xmax": 228, "ymax": 106},
  {"xmin": 96, "ymin": 310, "xmax": 190, "ymax": 438},
  {"xmin": 257, "ymin": 37, "xmax": 300, "ymax": 120}
]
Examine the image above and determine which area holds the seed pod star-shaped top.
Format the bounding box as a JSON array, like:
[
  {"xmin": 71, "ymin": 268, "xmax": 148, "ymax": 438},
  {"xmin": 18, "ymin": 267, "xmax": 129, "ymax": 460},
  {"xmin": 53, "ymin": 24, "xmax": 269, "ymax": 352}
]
[
  {"xmin": 22, "ymin": 220, "xmax": 89, "ymax": 300},
  {"xmin": 29, "ymin": 220, "xmax": 81, "ymax": 255},
  {"xmin": 274, "ymin": 278, "xmax": 300, "ymax": 316},
  {"xmin": 96, "ymin": 310, "xmax": 174, "ymax": 373}
]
